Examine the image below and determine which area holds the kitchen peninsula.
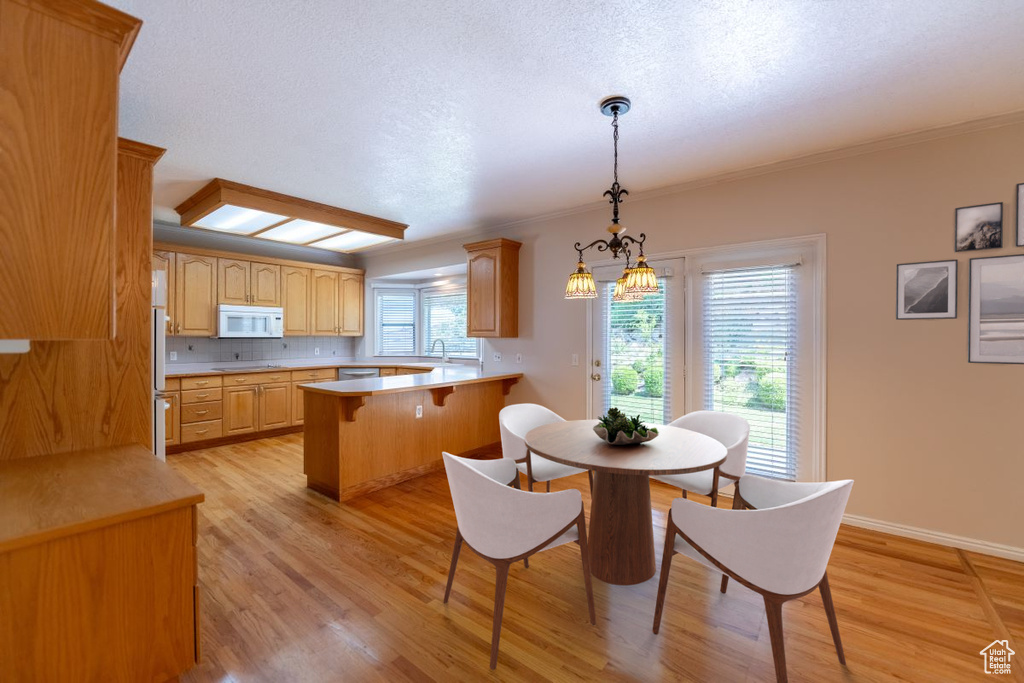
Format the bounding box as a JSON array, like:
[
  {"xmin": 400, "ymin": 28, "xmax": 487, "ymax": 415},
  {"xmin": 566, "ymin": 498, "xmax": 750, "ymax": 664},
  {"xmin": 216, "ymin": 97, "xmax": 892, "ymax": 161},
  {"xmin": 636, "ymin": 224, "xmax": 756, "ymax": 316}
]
[{"xmin": 300, "ymin": 366, "xmax": 522, "ymax": 501}]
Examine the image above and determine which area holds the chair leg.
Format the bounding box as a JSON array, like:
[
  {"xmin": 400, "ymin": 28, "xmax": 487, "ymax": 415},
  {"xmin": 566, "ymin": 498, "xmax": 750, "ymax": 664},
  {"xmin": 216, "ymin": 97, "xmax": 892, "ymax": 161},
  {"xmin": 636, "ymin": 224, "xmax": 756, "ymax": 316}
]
[
  {"xmin": 710, "ymin": 468, "xmax": 720, "ymax": 507},
  {"xmin": 546, "ymin": 480, "xmax": 551, "ymax": 493},
  {"xmin": 575, "ymin": 513, "xmax": 596, "ymax": 624},
  {"xmin": 764, "ymin": 596, "xmax": 788, "ymax": 683},
  {"xmin": 720, "ymin": 574, "xmax": 729, "ymax": 594},
  {"xmin": 681, "ymin": 489, "xmax": 687, "ymax": 499},
  {"xmin": 819, "ymin": 572, "xmax": 845, "ymax": 665},
  {"xmin": 652, "ymin": 517, "xmax": 677, "ymax": 634},
  {"xmin": 490, "ymin": 562, "xmax": 511, "ymax": 669},
  {"xmin": 443, "ymin": 530, "xmax": 463, "ymax": 603}
]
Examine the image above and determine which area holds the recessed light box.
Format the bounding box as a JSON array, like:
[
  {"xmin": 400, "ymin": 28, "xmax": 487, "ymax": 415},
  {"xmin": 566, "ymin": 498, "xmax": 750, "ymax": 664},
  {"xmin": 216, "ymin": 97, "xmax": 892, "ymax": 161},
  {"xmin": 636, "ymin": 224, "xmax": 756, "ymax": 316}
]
[
  {"xmin": 193, "ymin": 204, "xmax": 289, "ymax": 234},
  {"xmin": 259, "ymin": 219, "xmax": 344, "ymax": 244},
  {"xmin": 175, "ymin": 179, "xmax": 408, "ymax": 251},
  {"xmin": 309, "ymin": 231, "xmax": 397, "ymax": 252}
]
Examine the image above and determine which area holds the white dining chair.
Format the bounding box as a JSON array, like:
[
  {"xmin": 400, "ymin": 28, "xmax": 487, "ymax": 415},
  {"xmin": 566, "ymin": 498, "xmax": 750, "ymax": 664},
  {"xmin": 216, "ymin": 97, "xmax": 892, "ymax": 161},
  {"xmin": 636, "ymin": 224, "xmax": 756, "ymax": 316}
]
[
  {"xmin": 651, "ymin": 411, "xmax": 749, "ymax": 507},
  {"xmin": 442, "ymin": 452, "xmax": 596, "ymax": 669},
  {"xmin": 499, "ymin": 403, "xmax": 590, "ymax": 492},
  {"xmin": 652, "ymin": 474, "xmax": 854, "ymax": 683}
]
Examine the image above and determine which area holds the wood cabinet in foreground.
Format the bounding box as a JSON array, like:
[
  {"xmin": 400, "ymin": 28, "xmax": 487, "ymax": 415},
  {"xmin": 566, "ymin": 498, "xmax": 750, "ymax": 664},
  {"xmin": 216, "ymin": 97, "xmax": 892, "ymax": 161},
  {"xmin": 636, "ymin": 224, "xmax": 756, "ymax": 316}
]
[
  {"xmin": 0, "ymin": 0, "xmax": 139, "ymax": 339},
  {"xmin": 464, "ymin": 238, "xmax": 521, "ymax": 338},
  {"xmin": 0, "ymin": 446, "xmax": 203, "ymax": 682}
]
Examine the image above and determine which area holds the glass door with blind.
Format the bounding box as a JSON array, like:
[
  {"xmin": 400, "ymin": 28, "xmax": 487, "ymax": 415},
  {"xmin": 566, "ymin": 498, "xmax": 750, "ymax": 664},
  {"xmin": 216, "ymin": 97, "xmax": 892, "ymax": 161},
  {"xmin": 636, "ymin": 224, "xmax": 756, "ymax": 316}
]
[{"xmin": 591, "ymin": 259, "xmax": 684, "ymax": 425}]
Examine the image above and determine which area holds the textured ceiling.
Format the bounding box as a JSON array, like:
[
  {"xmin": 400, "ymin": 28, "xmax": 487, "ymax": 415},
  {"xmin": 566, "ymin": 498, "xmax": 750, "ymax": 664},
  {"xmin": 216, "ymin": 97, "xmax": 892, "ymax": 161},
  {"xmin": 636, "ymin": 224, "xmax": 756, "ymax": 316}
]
[{"xmin": 110, "ymin": 0, "xmax": 1024, "ymax": 248}]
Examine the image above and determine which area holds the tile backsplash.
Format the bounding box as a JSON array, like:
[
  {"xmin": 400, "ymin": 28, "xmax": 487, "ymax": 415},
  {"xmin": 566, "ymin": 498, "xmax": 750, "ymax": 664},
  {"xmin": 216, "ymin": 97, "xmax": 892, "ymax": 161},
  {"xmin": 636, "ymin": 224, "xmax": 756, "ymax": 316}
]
[{"xmin": 166, "ymin": 336, "xmax": 357, "ymax": 364}]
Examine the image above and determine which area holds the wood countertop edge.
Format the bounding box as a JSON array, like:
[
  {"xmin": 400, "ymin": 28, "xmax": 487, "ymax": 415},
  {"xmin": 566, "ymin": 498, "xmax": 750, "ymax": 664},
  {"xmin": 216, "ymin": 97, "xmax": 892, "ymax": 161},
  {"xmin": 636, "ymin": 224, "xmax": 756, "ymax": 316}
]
[
  {"xmin": 0, "ymin": 494, "xmax": 205, "ymax": 555},
  {"xmin": 298, "ymin": 372, "xmax": 524, "ymax": 397},
  {"xmin": 165, "ymin": 362, "xmax": 461, "ymax": 379}
]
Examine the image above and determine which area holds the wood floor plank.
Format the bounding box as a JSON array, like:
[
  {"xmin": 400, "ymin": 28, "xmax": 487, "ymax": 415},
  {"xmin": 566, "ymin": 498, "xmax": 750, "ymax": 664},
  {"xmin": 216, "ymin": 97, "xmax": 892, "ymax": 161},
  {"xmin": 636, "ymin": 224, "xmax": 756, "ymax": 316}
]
[{"xmin": 170, "ymin": 434, "xmax": 1023, "ymax": 682}]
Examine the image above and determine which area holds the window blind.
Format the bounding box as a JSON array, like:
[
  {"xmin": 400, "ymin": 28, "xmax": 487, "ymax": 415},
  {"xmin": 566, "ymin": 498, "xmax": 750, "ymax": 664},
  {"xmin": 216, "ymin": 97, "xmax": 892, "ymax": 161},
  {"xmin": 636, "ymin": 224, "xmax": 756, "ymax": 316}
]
[
  {"xmin": 422, "ymin": 288, "xmax": 478, "ymax": 358},
  {"xmin": 375, "ymin": 290, "xmax": 416, "ymax": 355},
  {"xmin": 703, "ymin": 265, "xmax": 798, "ymax": 480},
  {"xmin": 600, "ymin": 279, "xmax": 672, "ymax": 425}
]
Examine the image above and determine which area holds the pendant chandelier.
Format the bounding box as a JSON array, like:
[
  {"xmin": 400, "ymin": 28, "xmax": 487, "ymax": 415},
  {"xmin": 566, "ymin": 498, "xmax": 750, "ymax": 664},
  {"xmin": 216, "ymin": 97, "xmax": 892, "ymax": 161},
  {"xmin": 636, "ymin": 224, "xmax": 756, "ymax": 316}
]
[{"xmin": 564, "ymin": 95, "xmax": 659, "ymax": 301}]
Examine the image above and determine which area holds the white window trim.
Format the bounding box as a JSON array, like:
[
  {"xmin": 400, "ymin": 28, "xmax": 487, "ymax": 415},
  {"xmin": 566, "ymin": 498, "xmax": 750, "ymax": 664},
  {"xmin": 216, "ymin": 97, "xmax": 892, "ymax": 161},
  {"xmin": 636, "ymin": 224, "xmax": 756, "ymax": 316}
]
[
  {"xmin": 420, "ymin": 283, "xmax": 480, "ymax": 359},
  {"xmin": 373, "ymin": 287, "xmax": 419, "ymax": 357},
  {"xmin": 370, "ymin": 280, "xmax": 480, "ymax": 360},
  {"xmin": 585, "ymin": 234, "xmax": 826, "ymax": 482}
]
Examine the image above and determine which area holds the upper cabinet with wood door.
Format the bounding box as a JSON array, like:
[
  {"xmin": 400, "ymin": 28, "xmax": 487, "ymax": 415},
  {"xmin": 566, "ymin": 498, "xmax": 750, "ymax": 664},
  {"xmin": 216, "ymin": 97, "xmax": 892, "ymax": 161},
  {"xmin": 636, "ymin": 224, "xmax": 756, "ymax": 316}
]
[
  {"xmin": 311, "ymin": 269, "xmax": 340, "ymax": 335},
  {"xmin": 176, "ymin": 254, "xmax": 217, "ymax": 337},
  {"xmin": 282, "ymin": 266, "xmax": 311, "ymax": 335},
  {"xmin": 0, "ymin": 0, "xmax": 140, "ymax": 339},
  {"xmin": 340, "ymin": 273, "xmax": 364, "ymax": 336},
  {"xmin": 218, "ymin": 258, "xmax": 281, "ymax": 306},
  {"xmin": 464, "ymin": 239, "xmax": 521, "ymax": 338},
  {"xmin": 153, "ymin": 251, "xmax": 176, "ymax": 335}
]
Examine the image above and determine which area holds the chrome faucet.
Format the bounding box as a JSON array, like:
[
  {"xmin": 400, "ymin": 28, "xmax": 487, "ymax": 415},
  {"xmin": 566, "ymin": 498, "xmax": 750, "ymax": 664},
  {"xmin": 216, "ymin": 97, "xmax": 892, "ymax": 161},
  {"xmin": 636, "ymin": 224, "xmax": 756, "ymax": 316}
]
[{"xmin": 430, "ymin": 339, "xmax": 448, "ymax": 363}]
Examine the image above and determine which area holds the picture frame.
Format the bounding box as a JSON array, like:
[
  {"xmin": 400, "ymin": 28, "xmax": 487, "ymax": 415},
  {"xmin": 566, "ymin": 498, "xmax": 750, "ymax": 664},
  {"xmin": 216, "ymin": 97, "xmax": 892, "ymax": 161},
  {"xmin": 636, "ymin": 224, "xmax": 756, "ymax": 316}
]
[
  {"xmin": 1017, "ymin": 183, "xmax": 1023, "ymax": 247},
  {"xmin": 955, "ymin": 202, "xmax": 1002, "ymax": 252},
  {"xmin": 969, "ymin": 254, "xmax": 1024, "ymax": 364},
  {"xmin": 896, "ymin": 260, "xmax": 957, "ymax": 319}
]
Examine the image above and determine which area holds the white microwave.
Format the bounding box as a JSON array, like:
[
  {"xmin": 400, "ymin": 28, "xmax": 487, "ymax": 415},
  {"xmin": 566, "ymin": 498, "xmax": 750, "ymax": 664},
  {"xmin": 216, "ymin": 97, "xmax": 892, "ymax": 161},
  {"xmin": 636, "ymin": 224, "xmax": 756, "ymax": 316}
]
[{"xmin": 217, "ymin": 305, "xmax": 284, "ymax": 338}]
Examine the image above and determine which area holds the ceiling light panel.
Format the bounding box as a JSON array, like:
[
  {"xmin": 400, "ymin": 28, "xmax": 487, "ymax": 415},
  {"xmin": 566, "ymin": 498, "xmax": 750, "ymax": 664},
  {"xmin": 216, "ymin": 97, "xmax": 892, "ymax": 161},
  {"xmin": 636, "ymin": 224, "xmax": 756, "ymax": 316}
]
[
  {"xmin": 258, "ymin": 219, "xmax": 345, "ymax": 244},
  {"xmin": 194, "ymin": 204, "xmax": 289, "ymax": 234},
  {"xmin": 309, "ymin": 231, "xmax": 397, "ymax": 252}
]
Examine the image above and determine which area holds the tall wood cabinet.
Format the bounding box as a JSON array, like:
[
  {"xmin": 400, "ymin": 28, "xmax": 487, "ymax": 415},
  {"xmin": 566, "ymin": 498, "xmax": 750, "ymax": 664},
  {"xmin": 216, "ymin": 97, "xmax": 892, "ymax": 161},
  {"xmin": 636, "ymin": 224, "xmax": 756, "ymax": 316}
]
[
  {"xmin": 282, "ymin": 266, "xmax": 311, "ymax": 335},
  {"xmin": 176, "ymin": 254, "xmax": 217, "ymax": 336},
  {"xmin": 311, "ymin": 270, "xmax": 363, "ymax": 336},
  {"xmin": 0, "ymin": 0, "xmax": 140, "ymax": 339},
  {"xmin": 311, "ymin": 270, "xmax": 340, "ymax": 335},
  {"xmin": 464, "ymin": 238, "xmax": 521, "ymax": 338}
]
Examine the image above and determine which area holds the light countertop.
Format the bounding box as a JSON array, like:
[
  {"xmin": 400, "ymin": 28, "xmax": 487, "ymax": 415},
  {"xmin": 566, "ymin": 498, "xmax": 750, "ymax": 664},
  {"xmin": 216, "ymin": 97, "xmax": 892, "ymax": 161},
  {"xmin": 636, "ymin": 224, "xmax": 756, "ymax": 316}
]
[
  {"xmin": 164, "ymin": 358, "xmax": 472, "ymax": 378},
  {"xmin": 299, "ymin": 366, "xmax": 523, "ymax": 397}
]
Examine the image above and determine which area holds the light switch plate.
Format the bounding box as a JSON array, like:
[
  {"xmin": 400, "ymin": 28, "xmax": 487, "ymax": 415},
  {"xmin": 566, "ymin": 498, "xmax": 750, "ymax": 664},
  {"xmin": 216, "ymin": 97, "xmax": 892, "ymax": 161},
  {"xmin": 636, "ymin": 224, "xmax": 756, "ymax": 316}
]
[
  {"xmin": 515, "ymin": 353, "xmax": 522, "ymax": 364},
  {"xmin": 571, "ymin": 353, "xmax": 579, "ymax": 366},
  {"xmin": 169, "ymin": 351, "xmax": 178, "ymax": 361},
  {"xmin": 314, "ymin": 347, "xmax": 320, "ymax": 356},
  {"xmin": 415, "ymin": 405, "xmax": 423, "ymax": 418}
]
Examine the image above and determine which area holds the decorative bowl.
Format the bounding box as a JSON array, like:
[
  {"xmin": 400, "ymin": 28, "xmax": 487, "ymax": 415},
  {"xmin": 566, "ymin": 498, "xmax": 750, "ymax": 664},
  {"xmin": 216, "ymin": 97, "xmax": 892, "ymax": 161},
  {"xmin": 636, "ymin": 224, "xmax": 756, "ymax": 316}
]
[{"xmin": 593, "ymin": 425, "xmax": 659, "ymax": 446}]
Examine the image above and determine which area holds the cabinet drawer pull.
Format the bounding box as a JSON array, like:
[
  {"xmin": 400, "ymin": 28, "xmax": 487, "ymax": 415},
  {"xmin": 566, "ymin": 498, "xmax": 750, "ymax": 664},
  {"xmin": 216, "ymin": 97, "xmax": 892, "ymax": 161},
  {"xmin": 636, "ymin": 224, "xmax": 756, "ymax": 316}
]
[
  {"xmin": 269, "ymin": 375, "xmax": 281, "ymax": 381},
  {"xmin": 197, "ymin": 393, "xmax": 209, "ymax": 399},
  {"xmin": 195, "ymin": 429, "xmax": 208, "ymax": 435},
  {"xmin": 195, "ymin": 381, "xmax": 208, "ymax": 386},
  {"xmin": 235, "ymin": 378, "xmax": 246, "ymax": 382},
  {"xmin": 195, "ymin": 410, "xmax": 209, "ymax": 415}
]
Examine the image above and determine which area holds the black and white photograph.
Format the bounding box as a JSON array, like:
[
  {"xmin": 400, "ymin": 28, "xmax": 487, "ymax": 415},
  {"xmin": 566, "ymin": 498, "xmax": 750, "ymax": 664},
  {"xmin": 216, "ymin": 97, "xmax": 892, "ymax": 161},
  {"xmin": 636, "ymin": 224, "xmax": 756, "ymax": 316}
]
[
  {"xmin": 1017, "ymin": 183, "xmax": 1023, "ymax": 247},
  {"xmin": 955, "ymin": 202, "xmax": 1002, "ymax": 251},
  {"xmin": 970, "ymin": 254, "xmax": 1024, "ymax": 363},
  {"xmin": 896, "ymin": 260, "xmax": 957, "ymax": 319}
]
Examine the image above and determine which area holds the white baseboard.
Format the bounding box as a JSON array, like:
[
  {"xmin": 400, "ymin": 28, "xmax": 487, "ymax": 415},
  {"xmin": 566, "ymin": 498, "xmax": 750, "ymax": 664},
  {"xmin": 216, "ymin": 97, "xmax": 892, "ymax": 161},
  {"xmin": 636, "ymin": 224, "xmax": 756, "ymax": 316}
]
[{"xmin": 842, "ymin": 514, "xmax": 1024, "ymax": 563}]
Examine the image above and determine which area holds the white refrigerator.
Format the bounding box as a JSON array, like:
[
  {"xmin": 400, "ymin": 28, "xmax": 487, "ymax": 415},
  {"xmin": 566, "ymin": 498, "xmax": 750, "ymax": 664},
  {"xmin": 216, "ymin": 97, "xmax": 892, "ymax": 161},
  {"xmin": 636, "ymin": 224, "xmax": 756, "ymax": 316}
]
[{"xmin": 152, "ymin": 270, "xmax": 169, "ymax": 460}]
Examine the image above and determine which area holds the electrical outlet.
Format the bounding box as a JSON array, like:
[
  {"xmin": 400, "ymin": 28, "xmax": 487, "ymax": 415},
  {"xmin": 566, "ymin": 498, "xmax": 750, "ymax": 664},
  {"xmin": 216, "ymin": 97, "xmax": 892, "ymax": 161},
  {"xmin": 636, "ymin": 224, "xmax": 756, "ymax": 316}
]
[
  {"xmin": 493, "ymin": 352, "xmax": 502, "ymax": 362},
  {"xmin": 572, "ymin": 353, "xmax": 579, "ymax": 366},
  {"xmin": 314, "ymin": 347, "xmax": 320, "ymax": 356},
  {"xmin": 169, "ymin": 351, "xmax": 177, "ymax": 361},
  {"xmin": 415, "ymin": 405, "xmax": 423, "ymax": 419},
  {"xmin": 515, "ymin": 353, "xmax": 522, "ymax": 364}
]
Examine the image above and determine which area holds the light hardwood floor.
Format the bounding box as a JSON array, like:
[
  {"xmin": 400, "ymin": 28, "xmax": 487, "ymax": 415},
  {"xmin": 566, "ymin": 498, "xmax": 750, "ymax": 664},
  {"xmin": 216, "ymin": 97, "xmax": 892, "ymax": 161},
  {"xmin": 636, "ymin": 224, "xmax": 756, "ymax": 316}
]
[{"xmin": 170, "ymin": 434, "xmax": 1023, "ymax": 682}]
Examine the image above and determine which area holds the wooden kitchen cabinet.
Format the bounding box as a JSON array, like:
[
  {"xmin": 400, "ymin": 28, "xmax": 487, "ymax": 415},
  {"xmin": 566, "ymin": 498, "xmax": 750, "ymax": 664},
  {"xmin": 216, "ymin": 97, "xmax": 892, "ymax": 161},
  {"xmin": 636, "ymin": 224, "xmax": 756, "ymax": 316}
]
[
  {"xmin": 224, "ymin": 386, "xmax": 259, "ymax": 435},
  {"xmin": 291, "ymin": 383, "xmax": 305, "ymax": 425},
  {"xmin": 259, "ymin": 384, "xmax": 291, "ymax": 430},
  {"xmin": 340, "ymin": 273, "xmax": 364, "ymax": 336},
  {"xmin": 165, "ymin": 391, "xmax": 180, "ymax": 447},
  {"xmin": 0, "ymin": 446, "xmax": 203, "ymax": 682},
  {"xmin": 218, "ymin": 258, "xmax": 250, "ymax": 305},
  {"xmin": 0, "ymin": 0, "xmax": 140, "ymax": 340},
  {"xmin": 154, "ymin": 251, "xmax": 176, "ymax": 335},
  {"xmin": 251, "ymin": 262, "xmax": 281, "ymax": 306},
  {"xmin": 219, "ymin": 258, "xmax": 281, "ymax": 306},
  {"xmin": 311, "ymin": 269, "xmax": 340, "ymax": 335},
  {"xmin": 176, "ymin": 254, "xmax": 217, "ymax": 337},
  {"xmin": 464, "ymin": 238, "xmax": 520, "ymax": 338},
  {"xmin": 282, "ymin": 266, "xmax": 311, "ymax": 335}
]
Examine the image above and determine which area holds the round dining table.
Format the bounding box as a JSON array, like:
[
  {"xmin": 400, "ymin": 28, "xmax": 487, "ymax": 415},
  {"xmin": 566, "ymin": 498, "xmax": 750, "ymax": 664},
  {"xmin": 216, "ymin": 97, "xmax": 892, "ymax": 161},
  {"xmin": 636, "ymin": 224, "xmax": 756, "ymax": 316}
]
[{"xmin": 525, "ymin": 420, "xmax": 726, "ymax": 585}]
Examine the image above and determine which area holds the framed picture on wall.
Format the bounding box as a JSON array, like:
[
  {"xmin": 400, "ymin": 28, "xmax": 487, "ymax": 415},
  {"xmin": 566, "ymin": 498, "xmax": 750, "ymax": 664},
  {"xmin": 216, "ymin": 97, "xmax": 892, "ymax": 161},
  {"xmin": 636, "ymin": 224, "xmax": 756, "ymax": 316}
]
[
  {"xmin": 1017, "ymin": 184, "xmax": 1023, "ymax": 247},
  {"xmin": 969, "ymin": 254, "xmax": 1024, "ymax": 363},
  {"xmin": 896, "ymin": 260, "xmax": 957, "ymax": 319},
  {"xmin": 955, "ymin": 202, "xmax": 1002, "ymax": 252}
]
